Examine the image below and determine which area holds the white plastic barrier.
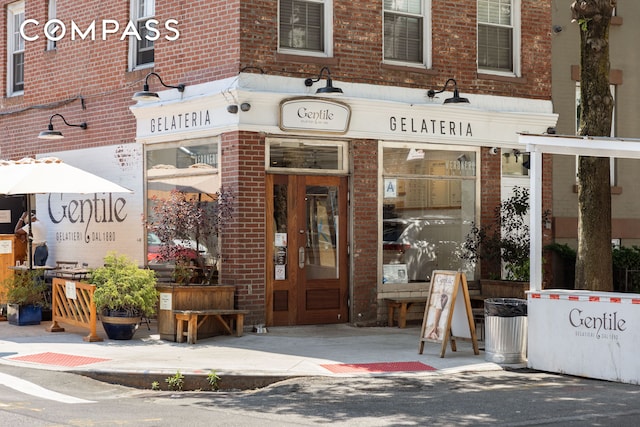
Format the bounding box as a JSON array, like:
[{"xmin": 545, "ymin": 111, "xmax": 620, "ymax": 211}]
[{"xmin": 528, "ymin": 290, "xmax": 640, "ymax": 384}]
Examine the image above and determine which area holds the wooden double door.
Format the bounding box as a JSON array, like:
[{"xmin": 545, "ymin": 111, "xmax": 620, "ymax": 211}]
[{"xmin": 266, "ymin": 174, "xmax": 348, "ymax": 325}]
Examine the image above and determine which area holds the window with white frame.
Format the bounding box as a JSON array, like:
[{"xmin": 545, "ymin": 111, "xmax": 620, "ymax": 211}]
[
  {"xmin": 383, "ymin": 0, "xmax": 430, "ymax": 67},
  {"xmin": 279, "ymin": 0, "xmax": 332, "ymax": 56},
  {"xmin": 47, "ymin": 0, "xmax": 57, "ymax": 51},
  {"xmin": 381, "ymin": 144, "xmax": 478, "ymax": 283},
  {"xmin": 7, "ymin": 1, "xmax": 24, "ymax": 96},
  {"xmin": 477, "ymin": 0, "xmax": 520, "ymax": 76},
  {"xmin": 130, "ymin": 0, "xmax": 155, "ymax": 70},
  {"xmin": 575, "ymin": 83, "xmax": 617, "ymax": 184}
]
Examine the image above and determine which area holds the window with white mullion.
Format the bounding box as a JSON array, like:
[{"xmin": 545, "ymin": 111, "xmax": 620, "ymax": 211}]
[
  {"xmin": 279, "ymin": 0, "xmax": 332, "ymax": 56},
  {"xmin": 383, "ymin": 0, "xmax": 429, "ymax": 66},
  {"xmin": 7, "ymin": 2, "xmax": 24, "ymax": 96},
  {"xmin": 477, "ymin": 0, "xmax": 520, "ymax": 76},
  {"xmin": 47, "ymin": 0, "xmax": 57, "ymax": 51},
  {"xmin": 129, "ymin": 0, "xmax": 155, "ymax": 70}
]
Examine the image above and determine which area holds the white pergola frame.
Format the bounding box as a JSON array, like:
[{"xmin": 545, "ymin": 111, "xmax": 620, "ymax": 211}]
[{"xmin": 521, "ymin": 133, "xmax": 640, "ymax": 290}]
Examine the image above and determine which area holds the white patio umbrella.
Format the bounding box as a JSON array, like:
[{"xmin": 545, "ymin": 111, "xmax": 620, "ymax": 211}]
[
  {"xmin": 147, "ymin": 163, "xmax": 220, "ymax": 196},
  {"xmin": 0, "ymin": 157, "xmax": 133, "ymax": 269}
]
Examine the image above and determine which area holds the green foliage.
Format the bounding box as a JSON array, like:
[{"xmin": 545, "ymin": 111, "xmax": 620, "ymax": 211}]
[
  {"xmin": 165, "ymin": 371, "xmax": 184, "ymax": 391},
  {"xmin": 146, "ymin": 188, "xmax": 234, "ymax": 285},
  {"xmin": 612, "ymin": 246, "xmax": 640, "ymax": 293},
  {"xmin": 90, "ymin": 252, "xmax": 158, "ymax": 316},
  {"xmin": 460, "ymin": 187, "xmax": 549, "ymax": 281},
  {"xmin": 4, "ymin": 270, "xmax": 48, "ymax": 306},
  {"xmin": 151, "ymin": 381, "xmax": 160, "ymax": 391},
  {"xmin": 544, "ymin": 243, "xmax": 577, "ymax": 261},
  {"xmin": 207, "ymin": 370, "xmax": 220, "ymax": 391}
]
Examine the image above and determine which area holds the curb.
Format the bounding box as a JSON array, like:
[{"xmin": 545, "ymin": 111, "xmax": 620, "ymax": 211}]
[{"xmin": 73, "ymin": 370, "xmax": 302, "ymax": 391}]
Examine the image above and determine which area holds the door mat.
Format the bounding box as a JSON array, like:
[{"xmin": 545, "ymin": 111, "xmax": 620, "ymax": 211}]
[
  {"xmin": 321, "ymin": 361, "xmax": 436, "ymax": 374},
  {"xmin": 8, "ymin": 352, "xmax": 110, "ymax": 367}
]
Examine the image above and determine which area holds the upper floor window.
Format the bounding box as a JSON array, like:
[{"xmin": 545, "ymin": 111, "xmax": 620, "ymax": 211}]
[
  {"xmin": 130, "ymin": 0, "xmax": 155, "ymax": 70},
  {"xmin": 47, "ymin": 0, "xmax": 57, "ymax": 51},
  {"xmin": 7, "ymin": 1, "xmax": 24, "ymax": 96},
  {"xmin": 383, "ymin": 0, "xmax": 430, "ymax": 67},
  {"xmin": 477, "ymin": 0, "xmax": 520, "ymax": 76},
  {"xmin": 279, "ymin": 0, "xmax": 333, "ymax": 57}
]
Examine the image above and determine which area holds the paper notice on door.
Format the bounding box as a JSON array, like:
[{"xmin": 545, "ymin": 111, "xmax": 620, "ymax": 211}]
[
  {"xmin": 275, "ymin": 233, "xmax": 287, "ymax": 247},
  {"xmin": 275, "ymin": 264, "xmax": 286, "ymax": 280}
]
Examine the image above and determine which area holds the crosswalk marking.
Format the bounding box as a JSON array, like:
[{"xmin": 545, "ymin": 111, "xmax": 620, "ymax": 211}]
[{"xmin": 0, "ymin": 372, "xmax": 94, "ymax": 404}]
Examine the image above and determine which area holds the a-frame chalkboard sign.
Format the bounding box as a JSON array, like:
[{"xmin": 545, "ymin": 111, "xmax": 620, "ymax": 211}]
[{"xmin": 418, "ymin": 270, "xmax": 479, "ymax": 358}]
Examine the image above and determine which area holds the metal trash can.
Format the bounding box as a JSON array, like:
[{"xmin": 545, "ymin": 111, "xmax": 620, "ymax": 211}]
[{"xmin": 484, "ymin": 298, "xmax": 527, "ymax": 364}]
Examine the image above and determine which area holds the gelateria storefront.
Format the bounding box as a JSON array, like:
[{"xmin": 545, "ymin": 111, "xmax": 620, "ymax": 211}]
[{"xmin": 380, "ymin": 143, "xmax": 478, "ymax": 288}]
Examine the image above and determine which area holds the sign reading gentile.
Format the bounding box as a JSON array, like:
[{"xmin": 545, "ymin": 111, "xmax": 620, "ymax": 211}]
[{"xmin": 280, "ymin": 98, "xmax": 351, "ymax": 134}]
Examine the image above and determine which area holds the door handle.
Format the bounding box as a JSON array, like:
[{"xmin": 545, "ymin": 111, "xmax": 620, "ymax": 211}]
[{"xmin": 298, "ymin": 247, "xmax": 305, "ymax": 269}]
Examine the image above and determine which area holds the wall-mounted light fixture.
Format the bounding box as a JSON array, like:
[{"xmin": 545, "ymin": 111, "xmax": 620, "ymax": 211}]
[
  {"xmin": 38, "ymin": 113, "xmax": 87, "ymax": 140},
  {"xmin": 304, "ymin": 67, "xmax": 343, "ymax": 95},
  {"xmin": 132, "ymin": 72, "xmax": 186, "ymax": 102},
  {"xmin": 427, "ymin": 78, "xmax": 470, "ymax": 104}
]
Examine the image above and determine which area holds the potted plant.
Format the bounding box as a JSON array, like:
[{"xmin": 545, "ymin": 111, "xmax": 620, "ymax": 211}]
[
  {"xmin": 4, "ymin": 270, "xmax": 48, "ymax": 326},
  {"xmin": 89, "ymin": 252, "xmax": 159, "ymax": 340},
  {"xmin": 459, "ymin": 186, "xmax": 550, "ymax": 298},
  {"xmin": 146, "ymin": 188, "xmax": 234, "ymax": 285},
  {"xmin": 145, "ymin": 188, "xmax": 237, "ymax": 341}
]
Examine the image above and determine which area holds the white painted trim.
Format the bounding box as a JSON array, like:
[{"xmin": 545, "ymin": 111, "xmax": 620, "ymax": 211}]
[{"xmin": 521, "ymin": 132, "xmax": 640, "ymax": 291}]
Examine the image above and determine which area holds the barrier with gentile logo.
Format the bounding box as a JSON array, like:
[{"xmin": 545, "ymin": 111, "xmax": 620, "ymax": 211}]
[
  {"xmin": 47, "ymin": 278, "xmax": 102, "ymax": 342},
  {"xmin": 528, "ymin": 290, "xmax": 640, "ymax": 384}
]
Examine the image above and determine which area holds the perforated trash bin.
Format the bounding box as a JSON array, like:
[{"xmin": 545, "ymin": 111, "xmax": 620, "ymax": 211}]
[{"xmin": 484, "ymin": 298, "xmax": 527, "ymax": 364}]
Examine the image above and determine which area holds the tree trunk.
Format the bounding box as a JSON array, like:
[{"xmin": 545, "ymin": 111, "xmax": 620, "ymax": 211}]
[{"xmin": 571, "ymin": 1, "xmax": 615, "ymax": 291}]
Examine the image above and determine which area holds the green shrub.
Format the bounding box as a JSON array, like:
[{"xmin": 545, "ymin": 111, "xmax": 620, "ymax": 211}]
[{"xmin": 90, "ymin": 252, "xmax": 158, "ymax": 316}]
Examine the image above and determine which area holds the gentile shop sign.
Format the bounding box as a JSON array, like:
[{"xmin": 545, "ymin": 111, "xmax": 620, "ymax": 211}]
[{"xmin": 280, "ymin": 98, "xmax": 351, "ymax": 134}]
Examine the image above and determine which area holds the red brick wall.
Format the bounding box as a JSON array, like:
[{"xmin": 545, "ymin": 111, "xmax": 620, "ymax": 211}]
[
  {"xmin": 219, "ymin": 131, "xmax": 266, "ymax": 325},
  {"xmin": 351, "ymin": 139, "xmax": 379, "ymax": 324},
  {"xmin": 0, "ymin": 0, "xmax": 241, "ymax": 159},
  {"xmin": 240, "ymin": 0, "xmax": 552, "ymax": 99},
  {"xmin": 480, "ymin": 149, "xmax": 555, "ymax": 280}
]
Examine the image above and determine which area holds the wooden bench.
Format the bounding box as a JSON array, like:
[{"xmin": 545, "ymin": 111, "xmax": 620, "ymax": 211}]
[
  {"xmin": 385, "ymin": 297, "xmax": 427, "ymax": 328},
  {"xmin": 173, "ymin": 309, "xmax": 249, "ymax": 344}
]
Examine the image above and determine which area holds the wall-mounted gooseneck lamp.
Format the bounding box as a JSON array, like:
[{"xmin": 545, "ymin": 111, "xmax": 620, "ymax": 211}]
[
  {"xmin": 304, "ymin": 67, "xmax": 343, "ymax": 95},
  {"xmin": 427, "ymin": 78, "xmax": 470, "ymax": 104},
  {"xmin": 132, "ymin": 72, "xmax": 186, "ymax": 102},
  {"xmin": 38, "ymin": 113, "xmax": 87, "ymax": 140}
]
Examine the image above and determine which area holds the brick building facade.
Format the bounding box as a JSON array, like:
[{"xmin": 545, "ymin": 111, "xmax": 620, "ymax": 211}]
[{"xmin": 0, "ymin": 1, "xmax": 556, "ymax": 328}]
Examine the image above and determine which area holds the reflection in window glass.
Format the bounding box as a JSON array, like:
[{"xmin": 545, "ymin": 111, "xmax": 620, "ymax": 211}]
[
  {"xmin": 382, "ymin": 147, "xmax": 477, "ymax": 283},
  {"xmin": 269, "ymin": 142, "xmax": 341, "ymax": 170},
  {"xmin": 146, "ymin": 140, "xmax": 220, "ymax": 266},
  {"xmin": 501, "ymin": 150, "xmax": 529, "ymax": 176}
]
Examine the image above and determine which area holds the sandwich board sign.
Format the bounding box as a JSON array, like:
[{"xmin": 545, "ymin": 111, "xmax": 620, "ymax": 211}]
[{"xmin": 419, "ymin": 270, "xmax": 479, "ymax": 358}]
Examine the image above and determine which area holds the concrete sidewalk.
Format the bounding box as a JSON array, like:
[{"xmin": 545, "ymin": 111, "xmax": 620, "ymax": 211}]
[{"xmin": 0, "ymin": 319, "xmax": 508, "ymax": 390}]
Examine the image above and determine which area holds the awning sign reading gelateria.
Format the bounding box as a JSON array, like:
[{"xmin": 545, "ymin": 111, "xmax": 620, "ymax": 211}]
[{"xmin": 280, "ymin": 97, "xmax": 351, "ymax": 134}]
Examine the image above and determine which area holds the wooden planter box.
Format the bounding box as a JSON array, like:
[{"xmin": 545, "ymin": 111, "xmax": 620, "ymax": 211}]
[
  {"xmin": 155, "ymin": 285, "xmax": 235, "ymax": 341},
  {"xmin": 480, "ymin": 280, "xmax": 529, "ymax": 300}
]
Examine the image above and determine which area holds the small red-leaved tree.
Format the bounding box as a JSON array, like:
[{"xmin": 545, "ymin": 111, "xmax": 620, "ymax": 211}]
[{"xmin": 146, "ymin": 188, "xmax": 234, "ymax": 284}]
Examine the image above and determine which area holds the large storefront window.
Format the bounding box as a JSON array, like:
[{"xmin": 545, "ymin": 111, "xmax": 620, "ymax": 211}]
[
  {"xmin": 382, "ymin": 145, "xmax": 477, "ymax": 283},
  {"xmin": 145, "ymin": 138, "xmax": 220, "ymax": 266}
]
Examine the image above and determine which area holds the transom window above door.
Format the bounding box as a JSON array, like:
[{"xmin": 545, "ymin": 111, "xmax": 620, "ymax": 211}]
[{"xmin": 267, "ymin": 139, "xmax": 348, "ymax": 174}]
